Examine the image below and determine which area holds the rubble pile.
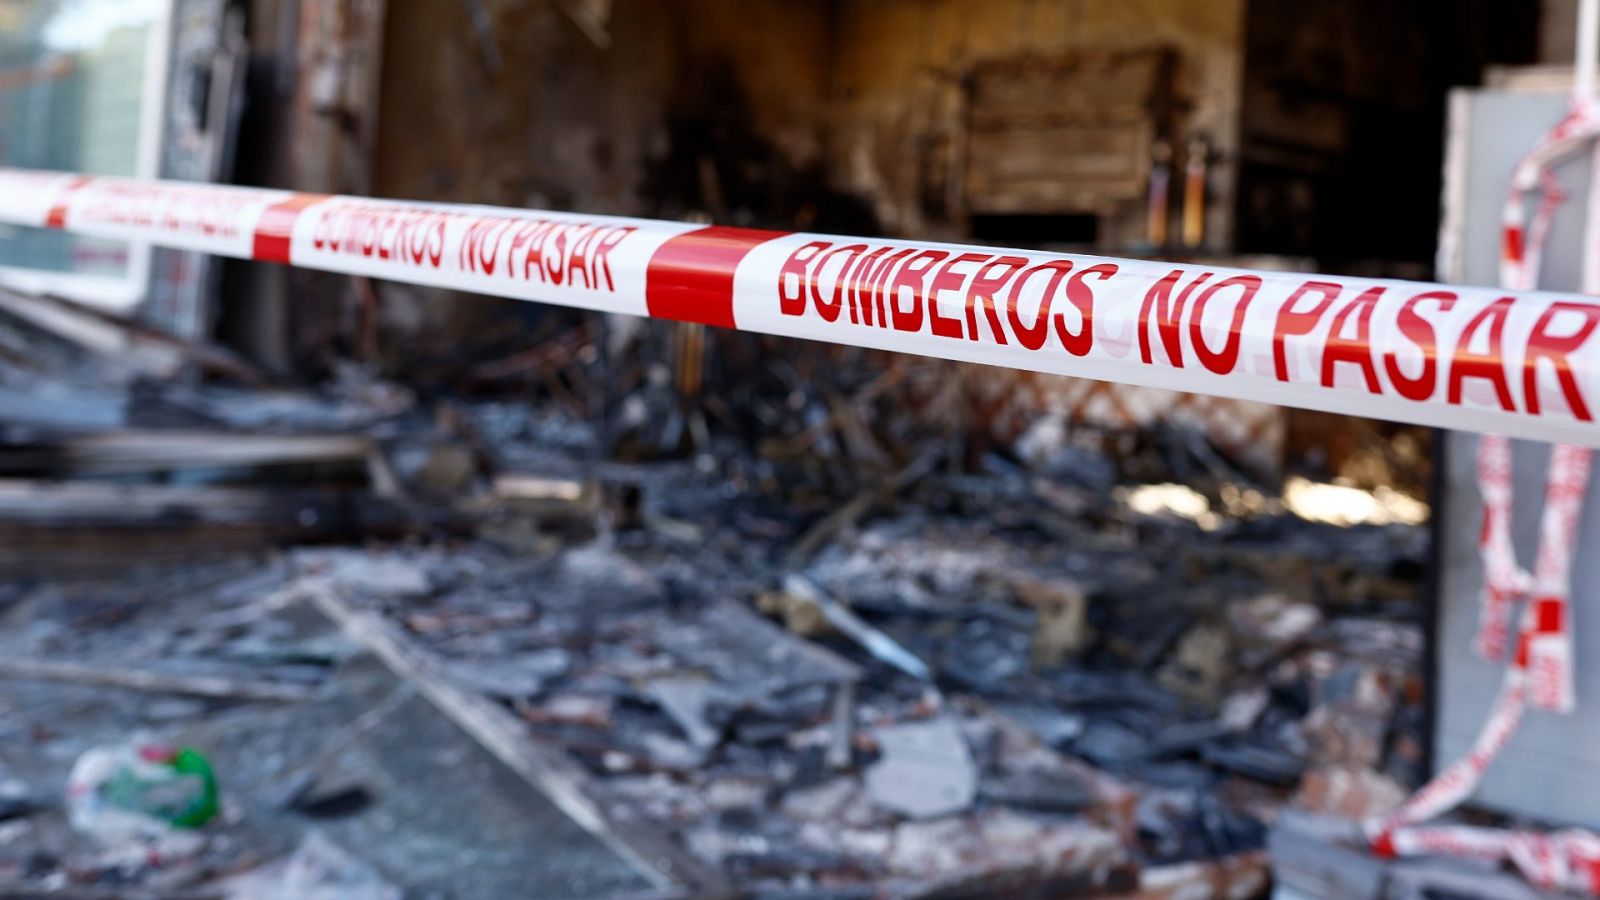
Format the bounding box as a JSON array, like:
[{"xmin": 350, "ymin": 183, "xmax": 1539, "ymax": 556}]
[
  {"xmin": 331, "ymin": 454, "xmax": 1424, "ymax": 896},
  {"xmin": 0, "ymin": 292, "xmax": 1435, "ymax": 897}
]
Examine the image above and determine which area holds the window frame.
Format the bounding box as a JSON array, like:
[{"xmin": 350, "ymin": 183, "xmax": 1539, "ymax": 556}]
[{"xmin": 0, "ymin": 0, "xmax": 175, "ymax": 311}]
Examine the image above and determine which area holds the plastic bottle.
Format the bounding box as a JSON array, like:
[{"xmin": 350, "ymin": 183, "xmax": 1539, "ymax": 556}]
[{"xmin": 67, "ymin": 743, "xmax": 219, "ymax": 847}]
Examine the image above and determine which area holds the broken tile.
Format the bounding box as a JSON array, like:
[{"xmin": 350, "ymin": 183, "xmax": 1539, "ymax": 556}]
[
  {"xmin": 865, "ymin": 717, "xmax": 977, "ymax": 819},
  {"xmin": 641, "ymin": 674, "xmax": 724, "ymax": 749}
]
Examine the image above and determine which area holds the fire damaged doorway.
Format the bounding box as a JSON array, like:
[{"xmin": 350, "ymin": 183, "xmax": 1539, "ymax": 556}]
[{"xmin": 0, "ymin": 2, "xmax": 1588, "ymax": 899}]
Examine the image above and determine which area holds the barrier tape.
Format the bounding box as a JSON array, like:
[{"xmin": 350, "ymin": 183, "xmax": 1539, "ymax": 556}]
[
  {"xmin": 1379, "ymin": 824, "xmax": 1600, "ymax": 894},
  {"xmin": 1368, "ymin": 97, "xmax": 1598, "ymax": 895},
  {"xmin": 5, "ymin": 168, "xmax": 1600, "ymax": 447},
  {"xmin": 1474, "ymin": 107, "xmax": 1598, "ymax": 714}
]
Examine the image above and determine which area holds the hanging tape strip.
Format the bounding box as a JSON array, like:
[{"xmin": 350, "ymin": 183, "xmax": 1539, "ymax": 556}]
[{"xmin": 1371, "ymin": 98, "xmax": 1598, "ymax": 893}]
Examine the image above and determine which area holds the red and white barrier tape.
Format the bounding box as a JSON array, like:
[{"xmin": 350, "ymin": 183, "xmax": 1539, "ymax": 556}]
[
  {"xmin": 1368, "ymin": 96, "xmax": 1598, "ymax": 894},
  {"xmin": 5, "ymin": 167, "xmax": 1600, "ymax": 447},
  {"xmin": 1377, "ymin": 824, "xmax": 1600, "ymax": 894}
]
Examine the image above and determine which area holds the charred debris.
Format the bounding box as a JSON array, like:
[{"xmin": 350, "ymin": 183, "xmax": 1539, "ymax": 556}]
[{"xmin": 0, "ymin": 289, "xmax": 1434, "ymax": 898}]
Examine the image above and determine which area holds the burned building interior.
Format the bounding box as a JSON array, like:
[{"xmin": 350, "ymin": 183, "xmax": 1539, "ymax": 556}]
[{"xmin": 0, "ymin": 0, "xmax": 1594, "ymax": 898}]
